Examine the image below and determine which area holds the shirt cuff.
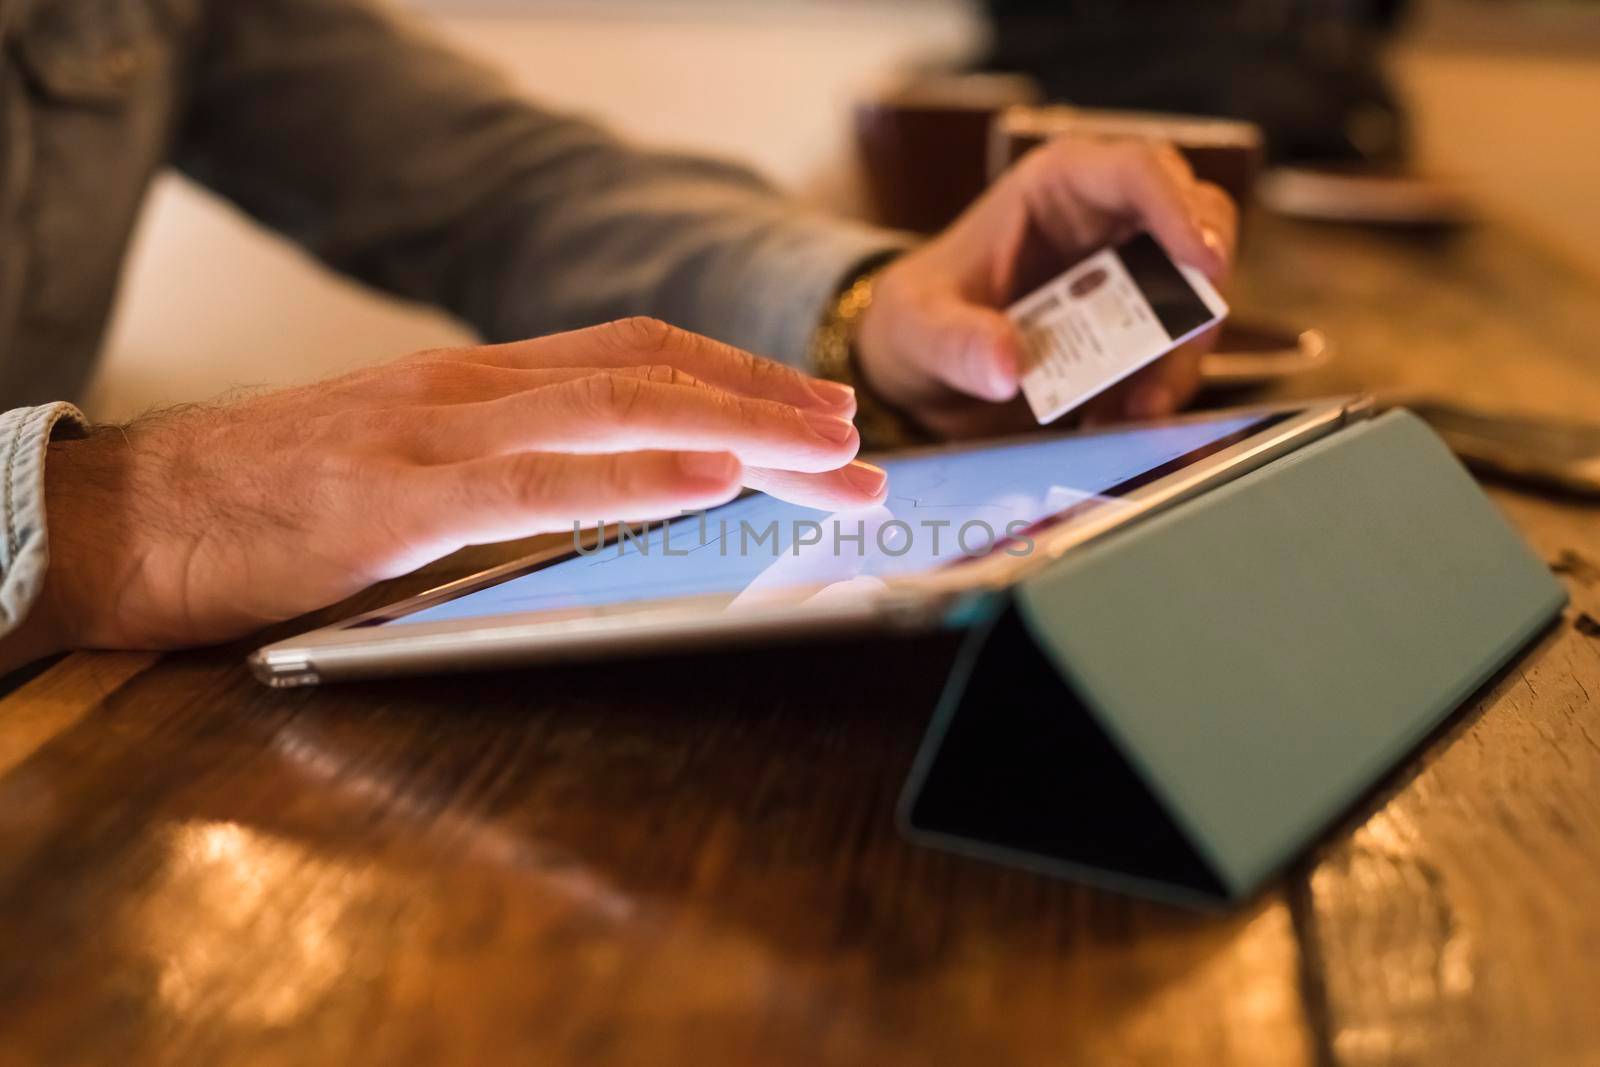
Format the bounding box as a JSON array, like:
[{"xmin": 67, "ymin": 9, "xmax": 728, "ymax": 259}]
[{"xmin": 0, "ymin": 403, "xmax": 88, "ymax": 636}]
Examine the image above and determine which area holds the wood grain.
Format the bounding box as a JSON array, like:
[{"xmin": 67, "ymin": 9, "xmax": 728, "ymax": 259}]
[
  {"xmin": 0, "ymin": 633, "xmax": 1312, "ymax": 1066},
  {"xmin": 0, "ymin": 652, "xmax": 157, "ymax": 778},
  {"xmin": 0, "ymin": 213, "xmax": 1596, "ymax": 1065}
]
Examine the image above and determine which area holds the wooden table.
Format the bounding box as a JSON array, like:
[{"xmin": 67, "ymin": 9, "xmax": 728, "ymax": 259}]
[{"xmin": 1, "ymin": 215, "xmax": 1597, "ymax": 1066}]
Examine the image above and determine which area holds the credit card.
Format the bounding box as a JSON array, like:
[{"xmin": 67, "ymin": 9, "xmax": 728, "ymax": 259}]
[{"xmin": 1010, "ymin": 233, "xmax": 1229, "ymax": 424}]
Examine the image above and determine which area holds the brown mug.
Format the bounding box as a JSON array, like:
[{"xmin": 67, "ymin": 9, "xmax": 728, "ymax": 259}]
[{"xmin": 854, "ymin": 72, "xmax": 1042, "ymax": 235}]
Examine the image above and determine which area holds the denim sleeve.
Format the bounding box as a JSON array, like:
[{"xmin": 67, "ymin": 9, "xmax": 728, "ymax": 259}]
[
  {"xmin": 0, "ymin": 403, "xmax": 86, "ymax": 636},
  {"xmin": 175, "ymin": 0, "xmax": 911, "ymax": 369}
]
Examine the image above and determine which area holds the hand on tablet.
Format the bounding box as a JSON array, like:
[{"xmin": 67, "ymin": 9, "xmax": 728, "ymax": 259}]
[
  {"xmin": 27, "ymin": 319, "xmax": 887, "ymax": 652},
  {"xmin": 856, "ymin": 137, "xmax": 1237, "ymax": 438}
]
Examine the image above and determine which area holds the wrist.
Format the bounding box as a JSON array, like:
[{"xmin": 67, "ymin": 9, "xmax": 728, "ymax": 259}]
[
  {"xmin": 811, "ymin": 257, "xmax": 928, "ymax": 448},
  {"xmin": 0, "ymin": 594, "xmax": 68, "ymax": 677},
  {"xmin": 0, "ymin": 403, "xmax": 94, "ymax": 673},
  {"xmin": 38, "ymin": 428, "xmax": 138, "ymax": 650}
]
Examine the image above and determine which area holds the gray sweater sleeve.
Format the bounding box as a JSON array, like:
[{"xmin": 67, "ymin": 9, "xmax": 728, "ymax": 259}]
[{"xmin": 174, "ymin": 0, "xmax": 909, "ymax": 367}]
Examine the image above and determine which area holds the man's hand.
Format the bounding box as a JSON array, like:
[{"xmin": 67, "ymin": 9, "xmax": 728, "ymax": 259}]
[
  {"xmin": 29, "ymin": 318, "xmax": 886, "ymax": 654},
  {"xmin": 856, "ymin": 138, "xmax": 1238, "ymax": 439}
]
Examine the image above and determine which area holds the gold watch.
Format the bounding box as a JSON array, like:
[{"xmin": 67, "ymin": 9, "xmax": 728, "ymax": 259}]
[{"xmin": 810, "ymin": 261, "xmax": 927, "ymax": 449}]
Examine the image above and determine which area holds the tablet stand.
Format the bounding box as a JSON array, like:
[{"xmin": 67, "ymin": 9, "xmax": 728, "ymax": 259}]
[{"xmin": 899, "ymin": 410, "xmax": 1566, "ymax": 905}]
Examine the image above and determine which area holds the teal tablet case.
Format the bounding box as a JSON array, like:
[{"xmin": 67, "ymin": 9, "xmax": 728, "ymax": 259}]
[{"xmin": 900, "ymin": 410, "xmax": 1567, "ymax": 905}]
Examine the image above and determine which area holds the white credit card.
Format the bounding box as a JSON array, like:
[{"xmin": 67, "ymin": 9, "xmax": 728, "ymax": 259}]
[{"xmin": 1009, "ymin": 233, "xmax": 1229, "ymax": 425}]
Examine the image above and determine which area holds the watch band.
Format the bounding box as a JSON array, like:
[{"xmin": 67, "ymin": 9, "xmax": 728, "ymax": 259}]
[{"xmin": 810, "ymin": 259, "xmax": 929, "ymax": 450}]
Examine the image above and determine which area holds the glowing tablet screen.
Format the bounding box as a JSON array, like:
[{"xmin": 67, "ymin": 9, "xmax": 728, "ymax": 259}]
[{"xmin": 371, "ymin": 411, "xmax": 1280, "ymax": 626}]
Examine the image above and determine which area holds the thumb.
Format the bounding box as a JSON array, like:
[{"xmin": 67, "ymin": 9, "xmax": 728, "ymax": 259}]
[{"xmin": 924, "ymin": 301, "xmax": 1025, "ymax": 403}]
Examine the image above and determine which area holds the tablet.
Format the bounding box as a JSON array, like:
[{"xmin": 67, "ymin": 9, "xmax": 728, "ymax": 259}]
[{"xmin": 252, "ymin": 397, "xmax": 1369, "ymax": 686}]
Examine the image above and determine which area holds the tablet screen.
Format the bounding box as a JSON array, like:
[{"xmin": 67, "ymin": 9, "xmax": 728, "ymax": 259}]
[{"xmin": 367, "ymin": 410, "xmax": 1286, "ymax": 627}]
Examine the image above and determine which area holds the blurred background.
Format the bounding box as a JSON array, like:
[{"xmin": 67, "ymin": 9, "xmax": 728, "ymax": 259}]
[{"xmin": 85, "ymin": 0, "xmax": 1600, "ymax": 422}]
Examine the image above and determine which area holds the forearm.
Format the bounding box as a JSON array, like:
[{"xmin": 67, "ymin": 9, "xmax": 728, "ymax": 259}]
[
  {"xmin": 177, "ymin": 0, "xmax": 908, "ymax": 367},
  {"xmin": 484, "ymin": 163, "xmax": 908, "ymax": 368}
]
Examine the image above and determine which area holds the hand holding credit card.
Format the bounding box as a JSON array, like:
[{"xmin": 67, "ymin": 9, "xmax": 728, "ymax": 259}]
[{"xmin": 1010, "ymin": 233, "xmax": 1229, "ymax": 425}]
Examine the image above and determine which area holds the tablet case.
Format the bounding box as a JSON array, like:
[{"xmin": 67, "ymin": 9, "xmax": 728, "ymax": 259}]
[{"xmin": 900, "ymin": 410, "xmax": 1568, "ymax": 905}]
